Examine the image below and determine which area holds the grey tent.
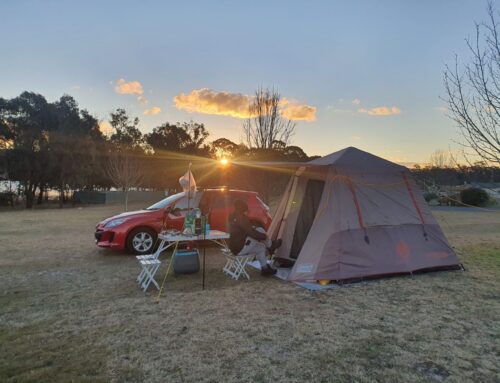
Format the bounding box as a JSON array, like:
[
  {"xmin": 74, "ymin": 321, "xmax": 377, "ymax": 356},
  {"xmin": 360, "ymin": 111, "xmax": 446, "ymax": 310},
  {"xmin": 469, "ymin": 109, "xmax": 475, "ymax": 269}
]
[{"xmin": 268, "ymin": 147, "xmax": 460, "ymax": 282}]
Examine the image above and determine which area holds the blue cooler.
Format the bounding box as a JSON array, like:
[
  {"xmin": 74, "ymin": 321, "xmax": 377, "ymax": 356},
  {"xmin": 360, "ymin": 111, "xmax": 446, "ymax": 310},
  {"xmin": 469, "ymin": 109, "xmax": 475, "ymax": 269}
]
[{"xmin": 173, "ymin": 249, "xmax": 200, "ymax": 274}]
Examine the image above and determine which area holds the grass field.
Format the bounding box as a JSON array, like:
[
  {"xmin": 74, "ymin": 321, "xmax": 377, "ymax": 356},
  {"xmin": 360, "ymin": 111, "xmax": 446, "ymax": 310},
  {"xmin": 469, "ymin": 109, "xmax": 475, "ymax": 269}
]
[{"xmin": 1, "ymin": 203, "xmax": 499, "ymax": 382}]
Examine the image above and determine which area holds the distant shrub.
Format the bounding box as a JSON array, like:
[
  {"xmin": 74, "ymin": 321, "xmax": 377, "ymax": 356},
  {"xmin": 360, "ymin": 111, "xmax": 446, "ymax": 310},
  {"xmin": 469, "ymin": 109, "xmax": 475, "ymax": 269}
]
[
  {"xmin": 460, "ymin": 187, "xmax": 489, "ymax": 207},
  {"xmin": 423, "ymin": 192, "xmax": 438, "ymax": 202}
]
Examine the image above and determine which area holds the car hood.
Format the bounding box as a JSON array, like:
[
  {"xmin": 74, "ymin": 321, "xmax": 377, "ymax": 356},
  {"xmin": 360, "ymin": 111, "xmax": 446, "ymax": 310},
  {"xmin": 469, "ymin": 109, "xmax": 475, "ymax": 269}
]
[{"xmin": 98, "ymin": 210, "xmax": 153, "ymax": 225}]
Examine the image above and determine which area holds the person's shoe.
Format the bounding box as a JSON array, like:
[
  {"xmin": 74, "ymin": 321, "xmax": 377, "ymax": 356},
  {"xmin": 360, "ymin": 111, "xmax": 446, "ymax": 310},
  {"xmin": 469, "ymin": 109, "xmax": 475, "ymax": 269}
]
[
  {"xmin": 267, "ymin": 239, "xmax": 283, "ymax": 255},
  {"xmin": 261, "ymin": 265, "xmax": 277, "ymax": 276}
]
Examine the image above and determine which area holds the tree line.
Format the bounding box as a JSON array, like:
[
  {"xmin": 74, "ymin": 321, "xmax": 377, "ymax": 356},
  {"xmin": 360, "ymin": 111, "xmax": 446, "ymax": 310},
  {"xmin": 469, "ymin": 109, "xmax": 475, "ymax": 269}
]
[
  {"xmin": 0, "ymin": 91, "xmax": 311, "ymax": 208},
  {"xmin": 413, "ymin": 163, "xmax": 500, "ymax": 190},
  {"xmin": 1, "ymin": 91, "xmax": 498, "ymax": 209},
  {"xmin": 411, "ymin": 149, "xmax": 500, "ymax": 189}
]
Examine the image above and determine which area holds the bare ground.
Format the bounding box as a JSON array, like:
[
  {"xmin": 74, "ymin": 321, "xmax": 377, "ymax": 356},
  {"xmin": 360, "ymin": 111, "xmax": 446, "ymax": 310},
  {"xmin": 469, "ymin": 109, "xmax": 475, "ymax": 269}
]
[{"xmin": 0, "ymin": 203, "xmax": 499, "ymax": 383}]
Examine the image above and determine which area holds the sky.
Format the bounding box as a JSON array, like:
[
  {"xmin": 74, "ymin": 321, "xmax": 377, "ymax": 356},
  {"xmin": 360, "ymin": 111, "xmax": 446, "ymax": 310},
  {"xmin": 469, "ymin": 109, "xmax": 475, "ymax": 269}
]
[{"xmin": 0, "ymin": 0, "xmax": 491, "ymax": 164}]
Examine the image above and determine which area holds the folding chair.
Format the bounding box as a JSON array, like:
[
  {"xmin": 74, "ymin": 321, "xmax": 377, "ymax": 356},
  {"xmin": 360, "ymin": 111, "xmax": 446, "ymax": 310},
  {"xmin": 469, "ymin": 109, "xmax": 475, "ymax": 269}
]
[
  {"xmin": 136, "ymin": 245, "xmax": 165, "ymax": 284},
  {"xmin": 137, "ymin": 253, "xmax": 157, "ymax": 285},
  {"xmin": 222, "ymin": 248, "xmax": 254, "ymax": 280},
  {"xmin": 139, "ymin": 259, "xmax": 161, "ymax": 291}
]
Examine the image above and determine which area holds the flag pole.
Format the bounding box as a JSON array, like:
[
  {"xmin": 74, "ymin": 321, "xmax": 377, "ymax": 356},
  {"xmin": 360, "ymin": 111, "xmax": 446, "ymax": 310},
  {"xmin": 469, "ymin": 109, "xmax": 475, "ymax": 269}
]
[{"xmin": 188, "ymin": 162, "xmax": 192, "ymax": 210}]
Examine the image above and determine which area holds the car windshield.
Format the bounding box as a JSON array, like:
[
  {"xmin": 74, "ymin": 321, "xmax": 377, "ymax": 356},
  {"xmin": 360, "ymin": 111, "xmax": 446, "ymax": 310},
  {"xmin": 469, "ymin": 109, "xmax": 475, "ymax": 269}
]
[
  {"xmin": 145, "ymin": 191, "xmax": 199, "ymax": 210},
  {"xmin": 145, "ymin": 192, "xmax": 186, "ymax": 210}
]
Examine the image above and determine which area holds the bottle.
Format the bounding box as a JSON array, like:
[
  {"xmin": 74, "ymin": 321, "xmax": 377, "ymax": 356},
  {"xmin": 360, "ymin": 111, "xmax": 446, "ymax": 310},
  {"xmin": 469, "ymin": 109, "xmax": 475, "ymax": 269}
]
[{"xmin": 194, "ymin": 217, "xmax": 202, "ymax": 235}]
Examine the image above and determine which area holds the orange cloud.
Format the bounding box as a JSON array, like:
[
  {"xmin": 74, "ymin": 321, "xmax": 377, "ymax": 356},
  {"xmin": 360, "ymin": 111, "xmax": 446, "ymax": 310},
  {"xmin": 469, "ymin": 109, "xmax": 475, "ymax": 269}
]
[
  {"xmin": 115, "ymin": 78, "xmax": 143, "ymax": 95},
  {"xmin": 358, "ymin": 106, "xmax": 401, "ymax": 116},
  {"xmin": 99, "ymin": 121, "xmax": 113, "ymax": 135},
  {"xmin": 279, "ymin": 99, "xmax": 316, "ymax": 121},
  {"xmin": 144, "ymin": 107, "xmax": 161, "ymax": 115},
  {"xmin": 174, "ymin": 88, "xmax": 252, "ymax": 118},
  {"xmin": 174, "ymin": 88, "xmax": 316, "ymax": 121}
]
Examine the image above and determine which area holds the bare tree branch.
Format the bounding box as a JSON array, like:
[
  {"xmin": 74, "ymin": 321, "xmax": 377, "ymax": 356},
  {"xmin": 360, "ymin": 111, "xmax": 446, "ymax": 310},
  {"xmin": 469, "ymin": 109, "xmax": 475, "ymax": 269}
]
[
  {"xmin": 444, "ymin": 2, "xmax": 500, "ymax": 165},
  {"xmin": 106, "ymin": 152, "xmax": 143, "ymax": 211},
  {"xmin": 243, "ymin": 87, "xmax": 296, "ymax": 149}
]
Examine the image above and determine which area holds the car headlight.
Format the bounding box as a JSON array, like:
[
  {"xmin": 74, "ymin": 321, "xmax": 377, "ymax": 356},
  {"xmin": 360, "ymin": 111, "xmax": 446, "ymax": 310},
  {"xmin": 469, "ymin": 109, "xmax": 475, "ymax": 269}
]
[{"xmin": 105, "ymin": 218, "xmax": 127, "ymax": 228}]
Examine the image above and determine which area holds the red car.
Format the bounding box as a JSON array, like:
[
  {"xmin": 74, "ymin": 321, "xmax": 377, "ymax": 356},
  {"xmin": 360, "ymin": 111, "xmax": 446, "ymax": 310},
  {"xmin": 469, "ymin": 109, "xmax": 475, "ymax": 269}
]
[{"xmin": 95, "ymin": 188, "xmax": 272, "ymax": 255}]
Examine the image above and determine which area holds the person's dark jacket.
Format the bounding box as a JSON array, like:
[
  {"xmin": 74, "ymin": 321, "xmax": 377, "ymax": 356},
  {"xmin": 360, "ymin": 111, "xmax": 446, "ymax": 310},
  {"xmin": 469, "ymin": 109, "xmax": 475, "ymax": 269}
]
[{"xmin": 228, "ymin": 211, "xmax": 267, "ymax": 254}]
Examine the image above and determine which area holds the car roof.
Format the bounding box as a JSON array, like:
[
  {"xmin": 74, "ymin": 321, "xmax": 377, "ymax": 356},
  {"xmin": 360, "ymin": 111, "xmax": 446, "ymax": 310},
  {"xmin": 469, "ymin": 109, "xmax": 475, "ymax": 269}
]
[{"xmin": 202, "ymin": 188, "xmax": 258, "ymax": 195}]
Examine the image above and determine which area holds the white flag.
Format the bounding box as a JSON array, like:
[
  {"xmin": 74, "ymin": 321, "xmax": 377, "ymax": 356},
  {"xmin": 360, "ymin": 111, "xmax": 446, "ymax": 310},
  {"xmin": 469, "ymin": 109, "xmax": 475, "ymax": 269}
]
[{"xmin": 179, "ymin": 170, "xmax": 197, "ymax": 192}]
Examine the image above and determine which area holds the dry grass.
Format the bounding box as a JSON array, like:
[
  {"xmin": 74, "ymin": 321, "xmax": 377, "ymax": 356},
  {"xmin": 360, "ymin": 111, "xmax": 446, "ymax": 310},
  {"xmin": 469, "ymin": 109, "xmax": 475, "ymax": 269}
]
[{"xmin": 0, "ymin": 203, "xmax": 499, "ymax": 383}]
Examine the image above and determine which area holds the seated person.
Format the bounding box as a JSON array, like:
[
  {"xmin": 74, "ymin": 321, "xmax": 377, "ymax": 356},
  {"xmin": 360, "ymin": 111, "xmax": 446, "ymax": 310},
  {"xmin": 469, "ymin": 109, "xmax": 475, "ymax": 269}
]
[{"xmin": 228, "ymin": 199, "xmax": 282, "ymax": 276}]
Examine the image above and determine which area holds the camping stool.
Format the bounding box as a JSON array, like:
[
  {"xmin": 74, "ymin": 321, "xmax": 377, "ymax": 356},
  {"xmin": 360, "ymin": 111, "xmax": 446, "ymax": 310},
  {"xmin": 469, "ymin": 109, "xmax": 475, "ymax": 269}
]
[
  {"xmin": 139, "ymin": 259, "xmax": 161, "ymax": 291},
  {"xmin": 222, "ymin": 248, "xmax": 254, "ymax": 280}
]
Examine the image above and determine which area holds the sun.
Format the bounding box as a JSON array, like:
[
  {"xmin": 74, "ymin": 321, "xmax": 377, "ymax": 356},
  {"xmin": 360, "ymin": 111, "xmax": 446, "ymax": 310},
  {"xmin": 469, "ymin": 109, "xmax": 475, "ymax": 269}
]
[{"xmin": 219, "ymin": 158, "xmax": 229, "ymax": 166}]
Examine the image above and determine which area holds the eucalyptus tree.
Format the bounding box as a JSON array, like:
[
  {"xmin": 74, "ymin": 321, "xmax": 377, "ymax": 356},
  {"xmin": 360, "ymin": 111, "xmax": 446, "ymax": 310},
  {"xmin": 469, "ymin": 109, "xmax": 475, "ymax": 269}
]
[{"xmin": 0, "ymin": 92, "xmax": 56, "ymax": 208}]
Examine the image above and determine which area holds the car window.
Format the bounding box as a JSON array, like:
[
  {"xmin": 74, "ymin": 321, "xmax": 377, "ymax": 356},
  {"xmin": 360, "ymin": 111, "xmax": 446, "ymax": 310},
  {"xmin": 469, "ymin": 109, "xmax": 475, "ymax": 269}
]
[
  {"xmin": 212, "ymin": 193, "xmax": 247, "ymax": 209},
  {"xmin": 146, "ymin": 191, "xmax": 201, "ymax": 210},
  {"xmin": 172, "ymin": 191, "xmax": 201, "ymax": 210}
]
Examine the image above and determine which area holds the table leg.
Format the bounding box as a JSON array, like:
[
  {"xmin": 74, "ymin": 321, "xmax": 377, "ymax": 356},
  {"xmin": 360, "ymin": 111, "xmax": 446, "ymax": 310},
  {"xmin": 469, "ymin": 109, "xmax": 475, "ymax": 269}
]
[
  {"xmin": 156, "ymin": 240, "xmax": 174, "ymax": 258},
  {"xmin": 202, "ymin": 245, "xmax": 206, "ymax": 290},
  {"xmin": 202, "ymin": 232, "xmax": 207, "ymax": 290},
  {"xmin": 156, "ymin": 241, "xmax": 179, "ymax": 300}
]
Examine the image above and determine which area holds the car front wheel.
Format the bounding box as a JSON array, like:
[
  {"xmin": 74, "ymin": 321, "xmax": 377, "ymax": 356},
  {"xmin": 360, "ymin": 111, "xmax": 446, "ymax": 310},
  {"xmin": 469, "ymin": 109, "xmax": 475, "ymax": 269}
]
[{"xmin": 126, "ymin": 227, "xmax": 157, "ymax": 255}]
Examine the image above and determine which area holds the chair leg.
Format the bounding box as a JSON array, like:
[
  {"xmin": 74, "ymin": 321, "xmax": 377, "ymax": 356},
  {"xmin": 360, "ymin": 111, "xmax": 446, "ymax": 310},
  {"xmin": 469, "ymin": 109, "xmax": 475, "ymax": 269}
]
[
  {"xmin": 239, "ymin": 259, "xmax": 250, "ymax": 280},
  {"xmin": 223, "ymin": 258, "xmax": 232, "ymax": 275},
  {"xmin": 238, "ymin": 258, "xmax": 251, "ymax": 280},
  {"xmin": 137, "ymin": 268, "xmax": 146, "ymax": 284},
  {"xmin": 222, "ymin": 254, "xmax": 253, "ymax": 281},
  {"xmin": 141, "ymin": 263, "xmax": 160, "ymax": 291},
  {"xmin": 141, "ymin": 266, "xmax": 152, "ymax": 290},
  {"xmin": 149, "ymin": 264, "xmax": 160, "ymax": 290}
]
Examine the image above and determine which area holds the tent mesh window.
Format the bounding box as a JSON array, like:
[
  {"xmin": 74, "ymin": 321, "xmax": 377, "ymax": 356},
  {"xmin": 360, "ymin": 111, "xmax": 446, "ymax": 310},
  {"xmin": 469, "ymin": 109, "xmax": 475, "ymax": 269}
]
[{"xmin": 289, "ymin": 179, "xmax": 325, "ymax": 259}]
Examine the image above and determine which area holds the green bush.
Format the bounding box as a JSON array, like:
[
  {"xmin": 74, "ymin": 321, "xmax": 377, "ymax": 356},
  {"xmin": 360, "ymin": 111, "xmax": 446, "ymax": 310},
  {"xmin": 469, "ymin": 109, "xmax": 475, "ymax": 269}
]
[{"xmin": 460, "ymin": 187, "xmax": 489, "ymax": 207}]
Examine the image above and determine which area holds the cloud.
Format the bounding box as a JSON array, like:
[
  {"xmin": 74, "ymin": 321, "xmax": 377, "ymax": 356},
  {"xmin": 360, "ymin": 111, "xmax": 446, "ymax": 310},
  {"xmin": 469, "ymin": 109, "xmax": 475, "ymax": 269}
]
[
  {"xmin": 144, "ymin": 107, "xmax": 161, "ymax": 115},
  {"xmin": 351, "ymin": 135, "xmax": 361, "ymax": 140},
  {"xmin": 279, "ymin": 99, "xmax": 316, "ymax": 121},
  {"xmin": 137, "ymin": 95, "xmax": 148, "ymax": 105},
  {"xmin": 115, "ymin": 78, "xmax": 143, "ymax": 95},
  {"xmin": 173, "ymin": 88, "xmax": 316, "ymax": 121},
  {"xmin": 358, "ymin": 106, "xmax": 401, "ymax": 116},
  {"xmin": 99, "ymin": 121, "xmax": 113, "ymax": 135},
  {"xmin": 351, "ymin": 98, "xmax": 361, "ymax": 105},
  {"xmin": 174, "ymin": 88, "xmax": 252, "ymax": 118},
  {"xmin": 70, "ymin": 85, "xmax": 80, "ymax": 91}
]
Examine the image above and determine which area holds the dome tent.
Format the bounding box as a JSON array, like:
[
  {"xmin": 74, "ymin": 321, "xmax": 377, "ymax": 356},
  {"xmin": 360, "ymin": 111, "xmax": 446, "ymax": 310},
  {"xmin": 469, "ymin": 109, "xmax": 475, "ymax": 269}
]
[{"xmin": 268, "ymin": 147, "xmax": 460, "ymax": 282}]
